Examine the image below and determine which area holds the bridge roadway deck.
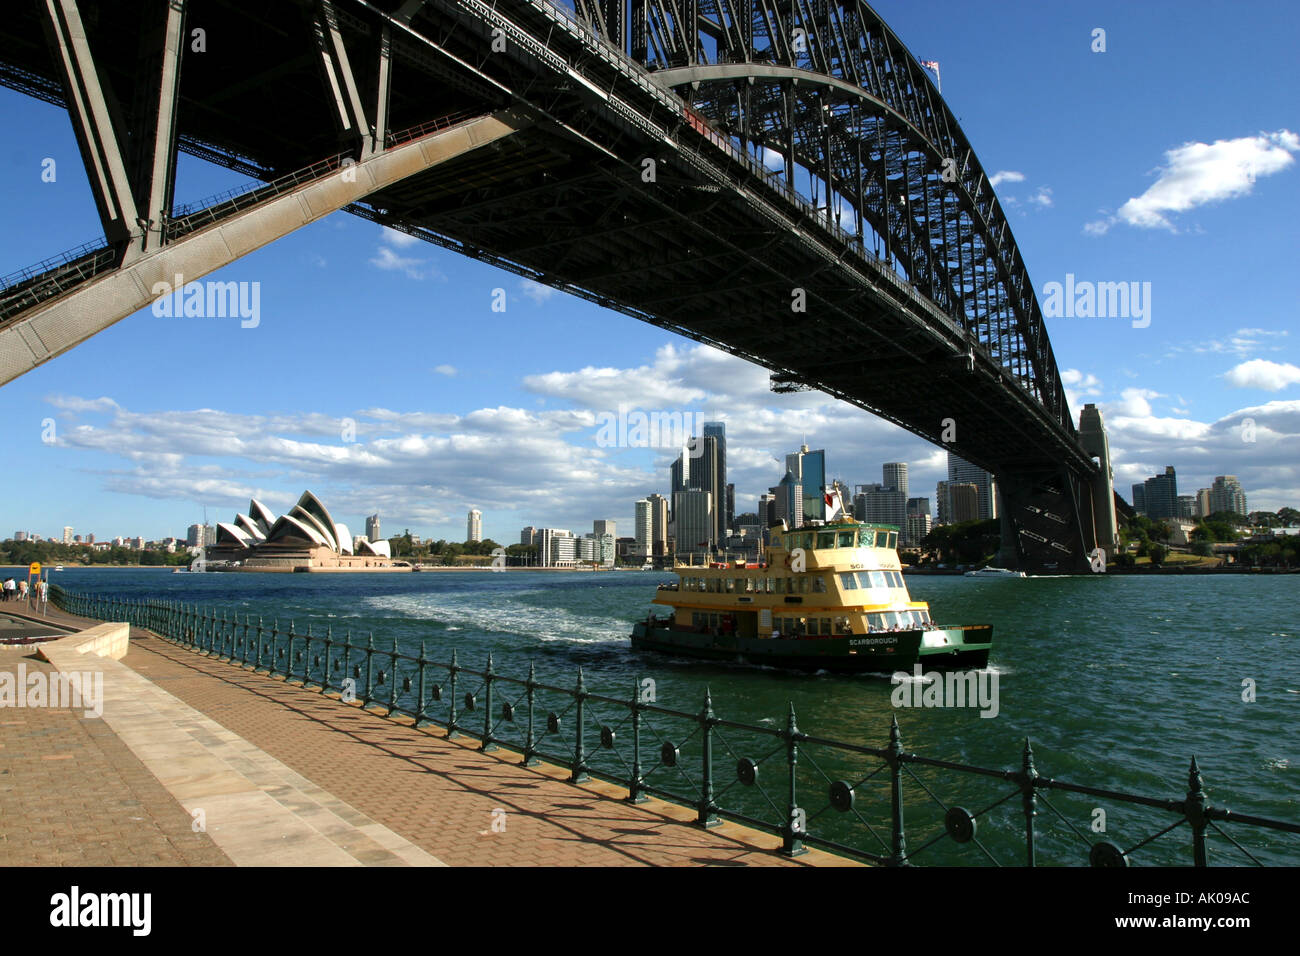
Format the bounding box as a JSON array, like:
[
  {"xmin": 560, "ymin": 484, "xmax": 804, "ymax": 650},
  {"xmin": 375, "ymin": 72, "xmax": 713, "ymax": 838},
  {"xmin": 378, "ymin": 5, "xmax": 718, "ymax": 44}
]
[{"xmin": 0, "ymin": 604, "xmax": 851, "ymax": 867}]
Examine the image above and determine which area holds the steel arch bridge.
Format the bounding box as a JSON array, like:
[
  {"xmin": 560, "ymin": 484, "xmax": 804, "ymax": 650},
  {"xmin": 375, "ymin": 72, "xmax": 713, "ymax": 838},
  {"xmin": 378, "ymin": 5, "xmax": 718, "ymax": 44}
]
[{"xmin": 0, "ymin": 0, "xmax": 1117, "ymax": 571}]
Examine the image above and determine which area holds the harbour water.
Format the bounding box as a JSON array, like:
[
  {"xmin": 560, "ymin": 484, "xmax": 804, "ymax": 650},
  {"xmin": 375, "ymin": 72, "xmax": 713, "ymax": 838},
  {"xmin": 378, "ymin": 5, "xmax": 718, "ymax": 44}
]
[{"xmin": 21, "ymin": 566, "xmax": 1298, "ymax": 864}]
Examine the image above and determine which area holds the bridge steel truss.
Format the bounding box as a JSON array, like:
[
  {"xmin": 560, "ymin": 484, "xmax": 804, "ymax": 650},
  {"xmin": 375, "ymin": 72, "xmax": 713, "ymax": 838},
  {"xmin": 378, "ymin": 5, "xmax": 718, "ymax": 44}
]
[{"xmin": 0, "ymin": 0, "xmax": 1102, "ymax": 571}]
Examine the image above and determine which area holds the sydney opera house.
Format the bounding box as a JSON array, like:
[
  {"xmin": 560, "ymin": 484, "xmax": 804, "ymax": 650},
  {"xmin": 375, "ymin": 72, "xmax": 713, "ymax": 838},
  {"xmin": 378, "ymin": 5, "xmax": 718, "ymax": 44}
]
[{"xmin": 207, "ymin": 491, "xmax": 402, "ymax": 571}]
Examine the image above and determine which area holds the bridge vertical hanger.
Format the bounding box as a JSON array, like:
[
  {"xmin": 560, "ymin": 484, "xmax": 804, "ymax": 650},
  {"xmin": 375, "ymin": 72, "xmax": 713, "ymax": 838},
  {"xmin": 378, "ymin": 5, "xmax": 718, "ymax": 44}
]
[
  {"xmin": 313, "ymin": 0, "xmax": 372, "ymax": 155},
  {"xmin": 128, "ymin": 0, "xmax": 187, "ymax": 255},
  {"xmin": 374, "ymin": 23, "xmax": 392, "ymax": 153},
  {"xmin": 40, "ymin": 0, "xmax": 140, "ymax": 247}
]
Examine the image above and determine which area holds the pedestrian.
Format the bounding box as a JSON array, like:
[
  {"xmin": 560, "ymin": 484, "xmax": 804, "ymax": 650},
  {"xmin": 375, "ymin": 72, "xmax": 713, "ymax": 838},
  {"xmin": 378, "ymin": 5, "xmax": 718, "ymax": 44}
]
[
  {"xmin": 2, "ymin": 577, "xmax": 14, "ymax": 602},
  {"xmin": 18, "ymin": 579, "xmax": 28, "ymax": 602}
]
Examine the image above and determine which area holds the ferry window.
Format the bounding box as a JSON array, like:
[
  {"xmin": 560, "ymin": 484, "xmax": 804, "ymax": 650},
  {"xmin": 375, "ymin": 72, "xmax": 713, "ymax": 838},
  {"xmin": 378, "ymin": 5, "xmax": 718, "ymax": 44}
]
[
  {"xmin": 797, "ymin": 533, "xmax": 814, "ymax": 551},
  {"xmin": 691, "ymin": 612, "xmax": 702, "ymax": 627},
  {"xmin": 725, "ymin": 578, "xmax": 735, "ymax": 593},
  {"xmin": 798, "ymin": 577, "xmax": 809, "ymax": 594},
  {"xmin": 775, "ymin": 577, "xmax": 785, "ymax": 594},
  {"xmin": 812, "ymin": 576, "xmax": 827, "ymax": 593},
  {"xmin": 898, "ymin": 611, "xmax": 914, "ymax": 628},
  {"xmin": 839, "ymin": 573, "xmax": 858, "ymax": 590},
  {"xmin": 869, "ymin": 570, "xmax": 888, "ymax": 589},
  {"xmin": 859, "ymin": 529, "xmax": 877, "ymax": 548},
  {"xmin": 709, "ymin": 613, "xmax": 720, "ymax": 628},
  {"xmin": 820, "ymin": 618, "xmax": 832, "ymax": 635},
  {"xmin": 890, "ymin": 571, "xmax": 905, "ymax": 588},
  {"xmin": 817, "ymin": 531, "xmax": 835, "ymax": 550},
  {"xmin": 837, "ymin": 530, "xmax": 855, "ymax": 548},
  {"xmin": 888, "ymin": 532, "xmax": 898, "ymax": 550},
  {"xmin": 745, "ymin": 578, "xmax": 753, "ymax": 592}
]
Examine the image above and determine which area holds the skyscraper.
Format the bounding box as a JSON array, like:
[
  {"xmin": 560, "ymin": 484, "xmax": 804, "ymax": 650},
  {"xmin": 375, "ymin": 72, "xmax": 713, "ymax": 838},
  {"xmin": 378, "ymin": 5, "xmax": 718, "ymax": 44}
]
[
  {"xmin": 1142, "ymin": 466, "xmax": 1178, "ymax": 520},
  {"xmin": 947, "ymin": 454, "xmax": 997, "ymax": 520},
  {"xmin": 703, "ymin": 421, "xmax": 728, "ymax": 529},
  {"xmin": 365, "ymin": 514, "xmax": 381, "ymax": 543},
  {"xmin": 855, "ymin": 483, "xmax": 906, "ymax": 528},
  {"xmin": 62, "ymin": 526, "xmax": 73, "ymax": 545},
  {"xmin": 949, "ymin": 483, "xmax": 980, "ymax": 523},
  {"xmin": 646, "ymin": 494, "xmax": 669, "ymax": 557},
  {"xmin": 1131, "ymin": 484, "xmax": 1147, "ymax": 514},
  {"xmin": 882, "ymin": 462, "xmax": 908, "ymax": 498},
  {"xmin": 593, "ymin": 519, "xmax": 616, "ymax": 539},
  {"xmin": 520, "ymin": 526, "xmax": 537, "ymax": 546},
  {"xmin": 634, "ymin": 499, "xmax": 652, "ymax": 551},
  {"xmin": 467, "ymin": 509, "xmax": 482, "ymax": 542},
  {"xmin": 673, "ymin": 489, "xmax": 713, "ymax": 556},
  {"xmin": 785, "ymin": 445, "xmax": 826, "ymax": 522}
]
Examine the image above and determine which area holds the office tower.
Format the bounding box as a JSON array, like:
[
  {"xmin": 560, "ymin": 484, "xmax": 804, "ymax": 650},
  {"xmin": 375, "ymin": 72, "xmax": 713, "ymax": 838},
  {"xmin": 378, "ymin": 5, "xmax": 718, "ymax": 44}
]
[
  {"xmin": 593, "ymin": 519, "xmax": 616, "ymax": 539},
  {"xmin": 187, "ymin": 523, "xmax": 204, "ymax": 547},
  {"xmin": 758, "ymin": 493, "xmax": 775, "ymax": 527},
  {"xmin": 673, "ymin": 489, "xmax": 713, "ymax": 555},
  {"xmin": 774, "ymin": 473, "xmax": 803, "ymax": 528},
  {"xmin": 520, "ymin": 526, "xmax": 537, "ymax": 546},
  {"xmin": 703, "ymin": 422, "xmax": 729, "ymax": 530},
  {"xmin": 1131, "ymin": 483, "xmax": 1147, "ymax": 515},
  {"xmin": 725, "ymin": 483, "xmax": 735, "ymax": 534},
  {"xmin": 536, "ymin": 528, "xmax": 574, "ymax": 568},
  {"xmin": 1177, "ymin": 496, "xmax": 1197, "ymax": 519},
  {"xmin": 646, "ymin": 494, "xmax": 669, "ymax": 556},
  {"xmin": 947, "ymin": 454, "xmax": 997, "ymax": 520},
  {"xmin": 906, "ymin": 497, "xmax": 931, "ymax": 519},
  {"xmin": 62, "ymin": 526, "xmax": 73, "ymax": 545},
  {"xmin": 949, "ymin": 483, "xmax": 980, "ymax": 523},
  {"xmin": 467, "ymin": 509, "xmax": 483, "ymax": 542},
  {"xmin": 784, "ymin": 445, "xmax": 827, "ymax": 522},
  {"xmin": 1208, "ymin": 476, "xmax": 1247, "ymax": 516},
  {"xmin": 855, "ymin": 483, "xmax": 906, "ymax": 528},
  {"xmin": 365, "ymin": 514, "xmax": 381, "ymax": 542},
  {"xmin": 634, "ymin": 499, "xmax": 652, "ymax": 550},
  {"xmin": 883, "ymin": 462, "xmax": 908, "ymax": 498},
  {"xmin": 1142, "ymin": 466, "xmax": 1178, "ymax": 520}
]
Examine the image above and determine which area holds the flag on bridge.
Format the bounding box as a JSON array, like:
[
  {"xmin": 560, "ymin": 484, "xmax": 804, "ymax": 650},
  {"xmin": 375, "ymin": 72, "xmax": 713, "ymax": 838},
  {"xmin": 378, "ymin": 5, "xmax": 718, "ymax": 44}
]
[{"xmin": 920, "ymin": 60, "xmax": 941, "ymax": 93}]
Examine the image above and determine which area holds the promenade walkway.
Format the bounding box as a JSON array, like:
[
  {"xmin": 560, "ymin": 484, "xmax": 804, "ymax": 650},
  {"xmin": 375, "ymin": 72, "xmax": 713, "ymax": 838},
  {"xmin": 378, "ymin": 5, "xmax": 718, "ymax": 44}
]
[{"xmin": 0, "ymin": 604, "xmax": 850, "ymax": 867}]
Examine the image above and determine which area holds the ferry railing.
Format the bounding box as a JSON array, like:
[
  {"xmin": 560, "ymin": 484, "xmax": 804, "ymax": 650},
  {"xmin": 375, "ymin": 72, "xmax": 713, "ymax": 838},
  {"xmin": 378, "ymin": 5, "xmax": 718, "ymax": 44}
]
[{"xmin": 49, "ymin": 584, "xmax": 1300, "ymax": 867}]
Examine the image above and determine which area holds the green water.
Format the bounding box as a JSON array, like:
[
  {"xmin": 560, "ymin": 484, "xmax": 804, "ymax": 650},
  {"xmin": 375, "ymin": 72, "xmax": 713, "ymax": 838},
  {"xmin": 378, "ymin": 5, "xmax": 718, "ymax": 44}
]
[{"xmin": 29, "ymin": 566, "xmax": 1298, "ymax": 865}]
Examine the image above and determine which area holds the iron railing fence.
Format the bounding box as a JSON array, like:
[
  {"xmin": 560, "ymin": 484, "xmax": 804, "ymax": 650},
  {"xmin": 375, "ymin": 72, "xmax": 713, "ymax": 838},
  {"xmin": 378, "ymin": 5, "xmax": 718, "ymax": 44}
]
[{"xmin": 50, "ymin": 585, "xmax": 1299, "ymax": 867}]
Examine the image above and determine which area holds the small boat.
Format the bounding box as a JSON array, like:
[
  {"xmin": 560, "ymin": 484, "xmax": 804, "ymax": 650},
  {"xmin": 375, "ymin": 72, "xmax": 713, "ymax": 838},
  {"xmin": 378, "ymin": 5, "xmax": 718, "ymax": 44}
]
[
  {"xmin": 963, "ymin": 567, "xmax": 1026, "ymax": 578},
  {"xmin": 53, "ymin": 565, "xmax": 64, "ymax": 572},
  {"xmin": 631, "ymin": 512, "xmax": 992, "ymax": 673}
]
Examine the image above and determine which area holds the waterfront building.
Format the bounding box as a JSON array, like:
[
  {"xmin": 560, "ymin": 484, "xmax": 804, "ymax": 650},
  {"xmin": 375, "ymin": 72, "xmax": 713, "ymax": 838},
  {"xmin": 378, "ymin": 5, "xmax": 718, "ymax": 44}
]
[
  {"xmin": 536, "ymin": 528, "xmax": 575, "ymax": 568},
  {"xmin": 947, "ymin": 454, "xmax": 997, "ymax": 520},
  {"xmin": 132, "ymin": 536, "xmax": 144, "ymax": 549},
  {"xmin": 467, "ymin": 509, "xmax": 482, "ymax": 543},
  {"xmin": 673, "ymin": 489, "xmax": 713, "ymax": 557},
  {"xmin": 62, "ymin": 526, "xmax": 73, "ymax": 545},
  {"xmin": 206, "ymin": 491, "xmax": 396, "ymax": 569},
  {"xmin": 520, "ymin": 526, "xmax": 537, "ymax": 546},
  {"xmin": 186, "ymin": 523, "xmax": 205, "ymax": 547},
  {"xmin": 1208, "ymin": 475, "xmax": 1247, "ymax": 516},
  {"xmin": 1141, "ymin": 466, "xmax": 1178, "ymax": 520},
  {"xmin": 593, "ymin": 519, "xmax": 616, "ymax": 538}
]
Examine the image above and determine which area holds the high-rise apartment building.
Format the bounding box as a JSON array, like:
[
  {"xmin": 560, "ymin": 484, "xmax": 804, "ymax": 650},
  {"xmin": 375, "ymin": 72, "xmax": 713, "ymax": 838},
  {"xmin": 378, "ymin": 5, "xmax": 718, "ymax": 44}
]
[
  {"xmin": 365, "ymin": 514, "xmax": 381, "ymax": 543},
  {"xmin": 949, "ymin": 483, "xmax": 980, "ymax": 523},
  {"xmin": 1131, "ymin": 484, "xmax": 1147, "ymax": 514},
  {"xmin": 1195, "ymin": 488, "xmax": 1211, "ymax": 518},
  {"xmin": 1208, "ymin": 476, "xmax": 1247, "ymax": 516},
  {"xmin": 646, "ymin": 494, "xmax": 669, "ymax": 557},
  {"xmin": 62, "ymin": 526, "xmax": 73, "ymax": 545},
  {"xmin": 593, "ymin": 519, "xmax": 616, "ymax": 539},
  {"xmin": 467, "ymin": 509, "xmax": 482, "ymax": 542},
  {"xmin": 1141, "ymin": 466, "xmax": 1178, "ymax": 520},
  {"xmin": 520, "ymin": 526, "xmax": 538, "ymax": 546}
]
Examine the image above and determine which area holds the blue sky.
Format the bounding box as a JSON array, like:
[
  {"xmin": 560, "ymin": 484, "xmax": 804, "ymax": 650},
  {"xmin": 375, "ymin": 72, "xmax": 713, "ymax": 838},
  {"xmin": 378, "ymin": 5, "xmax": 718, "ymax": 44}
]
[{"xmin": 1, "ymin": 0, "xmax": 1297, "ymax": 543}]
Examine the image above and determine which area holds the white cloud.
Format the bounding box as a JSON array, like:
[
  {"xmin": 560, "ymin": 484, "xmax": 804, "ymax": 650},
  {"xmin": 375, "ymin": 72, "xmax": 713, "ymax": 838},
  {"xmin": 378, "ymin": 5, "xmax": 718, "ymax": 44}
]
[
  {"xmin": 432, "ymin": 364, "xmax": 457, "ymax": 377},
  {"xmin": 1115, "ymin": 387, "xmax": 1162, "ymax": 418},
  {"xmin": 1027, "ymin": 186, "xmax": 1053, "ymax": 208},
  {"xmin": 1223, "ymin": 359, "xmax": 1300, "ymax": 391},
  {"xmin": 989, "ymin": 170, "xmax": 1025, "ymax": 188},
  {"xmin": 519, "ymin": 279, "xmax": 558, "ymax": 305},
  {"xmin": 382, "ymin": 227, "xmax": 421, "ymax": 248},
  {"xmin": 1170, "ymin": 327, "xmax": 1289, "ymax": 359},
  {"xmin": 1090, "ymin": 129, "xmax": 1299, "ymax": 234},
  {"xmin": 369, "ymin": 246, "xmax": 436, "ymax": 280}
]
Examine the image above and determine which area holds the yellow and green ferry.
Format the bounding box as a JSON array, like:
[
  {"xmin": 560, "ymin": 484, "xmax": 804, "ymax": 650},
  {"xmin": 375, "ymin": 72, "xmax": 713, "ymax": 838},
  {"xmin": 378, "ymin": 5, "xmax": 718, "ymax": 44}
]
[{"xmin": 631, "ymin": 515, "xmax": 992, "ymax": 673}]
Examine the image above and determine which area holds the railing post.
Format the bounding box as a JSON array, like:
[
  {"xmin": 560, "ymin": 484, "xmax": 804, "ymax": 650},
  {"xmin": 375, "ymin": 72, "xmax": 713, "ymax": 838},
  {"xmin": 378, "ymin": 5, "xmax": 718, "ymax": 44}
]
[
  {"xmin": 783, "ymin": 702, "xmax": 806, "ymax": 856},
  {"xmin": 322, "ymin": 626, "xmax": 333, "ymax": 693},
  {"xmin": 571, "ymin": 668, "xmax": 588, "ymax": 782},
  {"xmin": 1186, "ymin": 756, "xmax": 1208, "ymax": 867},
  {"xmin": 888, "ymin": 716, "xmax": 909, "ymax": 866},
  {"xmin": 342, "ymin": 629, "xmax": 353, "ymax": 698},
  {"xmin": 363, "ymin": 632, "xmax": 375, "ymax": 707},
  {"xmin": 388, "ymin": 638, "xmax": 399, "ymax": 714},
  {"xmin": 626, "ymin": 677, "xmax": 645, "ymax": 803},
  {"xmin": 481, "ymin": 655, "xmax": 497, "ymax": 752},
  {"xmin": 1022, "ymin": 738, "xmax": 1038, "ymax": 867},
  {"xmin": 268, "ymin": 618, "xmax": 279, "ymax": 674},
  {"xmin": 522, "ymin": 663, "xmax": 538, "ymax": 766},
  {"xmin": 447, "ymin": 649, "xmax": 459, "ymax": 738},
  {"xmin": 698, "ymin": 688, "xmax": 719, "ymax": 827},
  {"xmin": 414, "ymin": 640, "xmax": 427, "ymax": 727}
]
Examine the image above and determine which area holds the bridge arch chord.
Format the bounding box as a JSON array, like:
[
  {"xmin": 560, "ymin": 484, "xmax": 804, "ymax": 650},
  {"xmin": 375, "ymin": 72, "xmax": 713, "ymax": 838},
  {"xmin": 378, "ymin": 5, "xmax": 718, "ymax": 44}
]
[{"xmin": 571, "ymin": 0, "xmax": 1070, "ymax": 432}]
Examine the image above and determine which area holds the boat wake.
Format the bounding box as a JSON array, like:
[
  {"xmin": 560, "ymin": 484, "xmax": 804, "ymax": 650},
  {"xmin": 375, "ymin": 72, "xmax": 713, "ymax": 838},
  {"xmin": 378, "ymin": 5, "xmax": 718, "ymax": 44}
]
[{"xmin": 364, "ymin": 592, "xmax": 627, "ymax": 645}]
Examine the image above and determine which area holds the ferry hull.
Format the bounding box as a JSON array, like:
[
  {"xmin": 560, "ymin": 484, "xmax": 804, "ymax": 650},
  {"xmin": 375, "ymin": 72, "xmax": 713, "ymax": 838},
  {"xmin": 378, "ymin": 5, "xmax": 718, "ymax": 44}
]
[{"xmin": 631, "ymin": 622, "xmax": 992, "ymax": 673}]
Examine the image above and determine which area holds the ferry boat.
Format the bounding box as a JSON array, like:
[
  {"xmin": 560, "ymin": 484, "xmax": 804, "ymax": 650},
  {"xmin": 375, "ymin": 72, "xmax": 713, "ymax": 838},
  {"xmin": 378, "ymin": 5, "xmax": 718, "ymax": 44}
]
[{"xmin": 631, "ymin": 512, "xmax": 992, "ymax": 673}]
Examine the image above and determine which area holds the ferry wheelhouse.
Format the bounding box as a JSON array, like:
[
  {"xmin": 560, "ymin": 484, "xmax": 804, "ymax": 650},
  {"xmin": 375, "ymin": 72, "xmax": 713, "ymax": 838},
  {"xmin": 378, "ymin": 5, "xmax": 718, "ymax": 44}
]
[{"xmin": 631, "ymin": 516, "xmax": 992, "ymax": 673}]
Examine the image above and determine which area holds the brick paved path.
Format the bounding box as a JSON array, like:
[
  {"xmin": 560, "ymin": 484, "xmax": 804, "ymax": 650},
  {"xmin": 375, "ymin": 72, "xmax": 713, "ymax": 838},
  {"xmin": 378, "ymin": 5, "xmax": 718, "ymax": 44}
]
[
  {"xmin": 0, "ymin": 652, "xmax": 230, "ymax": 866},
  {"xmin": 2, "ymin": 607, "xmax": 852, "ymax": 866}
]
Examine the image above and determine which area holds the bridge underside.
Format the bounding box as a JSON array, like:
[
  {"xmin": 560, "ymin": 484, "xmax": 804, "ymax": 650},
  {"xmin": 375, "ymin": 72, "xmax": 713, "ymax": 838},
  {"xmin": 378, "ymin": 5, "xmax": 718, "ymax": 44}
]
[{"xmin": 0, "ymin": 0, "xmax": 1098, "ymax": 571}]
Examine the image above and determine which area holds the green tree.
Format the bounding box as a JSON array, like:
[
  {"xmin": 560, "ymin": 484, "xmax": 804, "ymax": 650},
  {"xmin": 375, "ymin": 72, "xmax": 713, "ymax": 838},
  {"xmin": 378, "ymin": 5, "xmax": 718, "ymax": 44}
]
[{"xmin": 1147, "ymin": 543, "xmax": 1168, "ymax": 567}]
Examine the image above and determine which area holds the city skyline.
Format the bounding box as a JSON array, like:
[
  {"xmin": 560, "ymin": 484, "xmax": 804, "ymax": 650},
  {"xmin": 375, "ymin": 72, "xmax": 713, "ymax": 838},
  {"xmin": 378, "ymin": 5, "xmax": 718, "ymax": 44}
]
[{"xmin": 1, "ymin": 1, "xmax": 1296, "ymax": 543}]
